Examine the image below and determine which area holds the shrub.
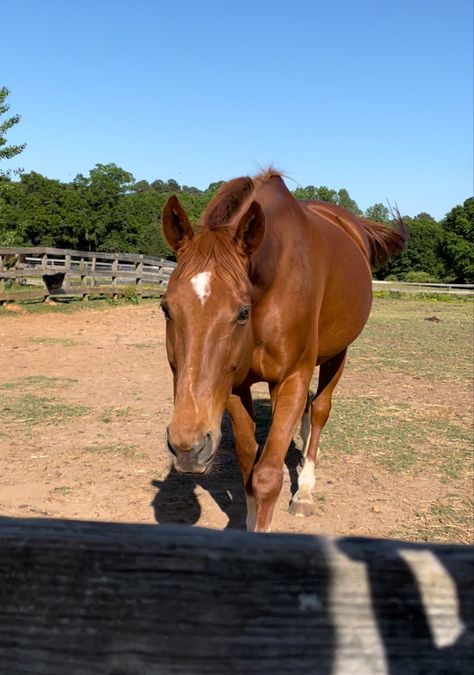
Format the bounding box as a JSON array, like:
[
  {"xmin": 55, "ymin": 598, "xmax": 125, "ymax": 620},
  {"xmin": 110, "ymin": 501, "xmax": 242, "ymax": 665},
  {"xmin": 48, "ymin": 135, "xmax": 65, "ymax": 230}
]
[{"xmin": 403, "ymin": 271, "xmax": 438, "ymax": 283}]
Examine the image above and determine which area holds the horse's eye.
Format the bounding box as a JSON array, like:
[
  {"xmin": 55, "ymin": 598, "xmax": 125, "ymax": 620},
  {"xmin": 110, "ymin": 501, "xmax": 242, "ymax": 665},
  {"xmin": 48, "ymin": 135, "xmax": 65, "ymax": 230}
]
[
  {"xmin": 161, "ymin": 302, "xmax": 171, "ymax": 321},
  {"xmin": 237, "ymin": 306, "xmax": 251, "ymax": 324}
]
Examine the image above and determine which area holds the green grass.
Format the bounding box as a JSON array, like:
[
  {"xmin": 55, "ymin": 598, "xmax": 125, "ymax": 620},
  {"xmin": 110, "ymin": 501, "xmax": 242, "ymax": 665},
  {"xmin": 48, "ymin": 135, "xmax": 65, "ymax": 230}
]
[
  {"xmin": 0, "ymin": 375, "xmax": 78, "ymax": 390},
  {"xmin": 52, "ymin": 486, "xmax": 73, "ymax": 496},
  {"xmin": 82, "ymin": 442, "xmax": 138, "ymax": 457},
  {"xmin": 29, "ymin": 337, "xmax": 80, "ymax": 347},
  {"xmin": 99, "ymin": 406, "xmax": 131, "ymax": 423},
  {"xmin": 324, "ymin": 394, "xmax": 472, "ymax": 475},
  {"xmin": 351, "ymin": 297, "xmax": 473, "ymax": 382},
  {"xmin": 1, "ymin": 281, "xmax": 40, "ymax": 292},
  {"xmin": 0, "ymin": 393, "xmax": 89, "ymax": 426},
  {"xmin": 373, "ymin": 290, "xmax": 473, "ymax": 302},
  {"xmin": 394, "ymin": 498, "xmax": 474, "ymax": 545},
  {"xmin": 0, "ymin": 296, "xmax": 163, "ymax": 316}
]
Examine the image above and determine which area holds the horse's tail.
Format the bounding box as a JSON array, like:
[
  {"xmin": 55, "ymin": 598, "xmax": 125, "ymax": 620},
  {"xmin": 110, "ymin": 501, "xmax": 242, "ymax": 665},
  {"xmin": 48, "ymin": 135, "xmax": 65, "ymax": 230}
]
[{"xmin": 361, "ymin": 211, "xmax": 409, "ymax": 268}]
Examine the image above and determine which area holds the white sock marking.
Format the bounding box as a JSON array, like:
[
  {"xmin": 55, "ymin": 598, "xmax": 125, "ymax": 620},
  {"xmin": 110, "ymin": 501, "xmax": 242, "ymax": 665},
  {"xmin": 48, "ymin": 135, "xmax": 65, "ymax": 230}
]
[
  {"xmin": 300, "ymin": 410, "xmax": 311, "ymax": 456},
  {"xmin": 293, "ymin": 458, "xmax": 316, "ymax": 509},
  {"xmin": 191, "ymin": 271, "xmax": 211, "ymax": 304},
  {"xmin": 298, "ymin": 458, "xmax": 316, "ymax": 493}
]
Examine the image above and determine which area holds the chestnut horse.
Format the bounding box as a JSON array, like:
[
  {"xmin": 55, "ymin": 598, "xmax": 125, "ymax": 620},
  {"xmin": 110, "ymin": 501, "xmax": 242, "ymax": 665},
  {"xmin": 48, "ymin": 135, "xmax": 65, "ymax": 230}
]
[{"xmin": 161, "ymin": 170, "xmax": 407, "ymax": 532}]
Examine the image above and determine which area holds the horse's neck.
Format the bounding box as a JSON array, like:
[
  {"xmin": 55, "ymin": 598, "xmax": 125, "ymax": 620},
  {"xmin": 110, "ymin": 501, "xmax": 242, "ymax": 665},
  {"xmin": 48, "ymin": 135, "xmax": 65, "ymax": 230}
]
[{"xmin": 250, "ymin": 182, "xmax": 302, "ymax": 290}]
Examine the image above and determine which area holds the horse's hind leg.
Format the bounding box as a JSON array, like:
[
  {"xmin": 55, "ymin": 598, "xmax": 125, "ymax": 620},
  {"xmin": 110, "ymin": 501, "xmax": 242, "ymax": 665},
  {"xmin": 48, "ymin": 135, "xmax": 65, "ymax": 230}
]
[{"xmin": 289, "ymin": 349, "xmax": 347, "ymax": 517}]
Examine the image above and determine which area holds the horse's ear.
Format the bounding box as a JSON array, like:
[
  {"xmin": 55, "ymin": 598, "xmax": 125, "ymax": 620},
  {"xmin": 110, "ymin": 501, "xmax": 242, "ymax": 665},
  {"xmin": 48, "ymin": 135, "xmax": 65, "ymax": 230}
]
[
  {"xmin": 162, "ymin": 195, "xmax": 194, "ymax": 253},
  {"xmin": 234, "ymin": 200, "xmax": 265, "ymax": 257}
]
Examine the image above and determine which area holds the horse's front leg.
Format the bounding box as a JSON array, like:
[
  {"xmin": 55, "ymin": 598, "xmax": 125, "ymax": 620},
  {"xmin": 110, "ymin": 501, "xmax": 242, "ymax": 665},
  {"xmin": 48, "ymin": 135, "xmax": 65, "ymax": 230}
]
[
  {"xmin": 226, "ymin": 387, "xmax": 259, "ymax": 531},
  {"xmin": 252, "ymin": 370, "xmax": 311, "ymax": 532}
]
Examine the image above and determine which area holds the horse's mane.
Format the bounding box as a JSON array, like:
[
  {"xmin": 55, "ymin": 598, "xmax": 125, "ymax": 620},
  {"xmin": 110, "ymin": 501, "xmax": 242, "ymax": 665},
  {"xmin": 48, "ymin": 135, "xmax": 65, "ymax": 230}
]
[
  {"xmin": 172, "ymin": 170, "xmax": 283, "ymax": 285},
  {"xmin": 199, "ymin": 177, "xmax": 254, "ymax": 231},
  {"xmin": 198, "ymin": 168, "xmax": 283, "ymax": 232}
]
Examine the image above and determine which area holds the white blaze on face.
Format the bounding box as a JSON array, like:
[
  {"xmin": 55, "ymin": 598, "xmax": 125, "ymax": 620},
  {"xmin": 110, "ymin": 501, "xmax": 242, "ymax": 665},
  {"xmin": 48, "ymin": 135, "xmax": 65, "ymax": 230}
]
[{"xmin": 190, "ymin": 271, "xmax": 212, "ymax": 305}]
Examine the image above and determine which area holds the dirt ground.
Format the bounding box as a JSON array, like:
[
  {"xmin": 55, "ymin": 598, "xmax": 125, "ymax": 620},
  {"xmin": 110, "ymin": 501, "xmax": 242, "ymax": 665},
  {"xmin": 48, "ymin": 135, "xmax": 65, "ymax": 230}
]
[{"xmin": 0, "ymin": 300, "xmax": 472, "ymax": 542}]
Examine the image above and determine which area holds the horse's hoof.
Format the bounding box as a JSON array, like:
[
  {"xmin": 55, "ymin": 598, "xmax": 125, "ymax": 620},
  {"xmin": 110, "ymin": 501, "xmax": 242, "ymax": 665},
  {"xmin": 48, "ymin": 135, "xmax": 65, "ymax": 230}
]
[{"xmin": 289, "ymin": 499, "xmax": 314, "ymax": 517}]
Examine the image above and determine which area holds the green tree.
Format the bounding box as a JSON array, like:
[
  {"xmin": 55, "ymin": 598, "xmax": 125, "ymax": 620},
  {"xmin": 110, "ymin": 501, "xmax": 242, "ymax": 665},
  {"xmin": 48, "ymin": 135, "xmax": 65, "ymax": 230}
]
[
  {"xmin": 0, "ymin": 175, "xmax": 23, "ymax": 244},
  {"xmin": 337, "ymin": 188, "xmax": 362, "ymax": 215},
  {"xmin": 132, "ymin": 179, "xmax": 152, "ymax": 193},
  {"xmin": 365, "ymin": 203, "xmax": 390, "ymax": 223},
  {"xmin": 0, "ymin": 88, "xmax": 25, "ymax": 243},
  {"xmin": 292, "ymin": 185, "xmax": 360, "ymax": 214},
  {"xmin": 181, "ymin": 184, "xmax": 202, "ymax": 195},
  {"xmin": 293, "ymin": 185, "xmax": 337, "ymax": 202},
  {"xmin": 1, "ymin": 172, "xmax": 83, "ymax": 248},
  {"xmin": 83, "ymin": 163, "xmax": 134, "ymax": 251},
  {"xmin": 415, "ymin": 212, "xmax": 436, "ymax": 224},
  {"xmin": 386, "ymin": 215, "xmax": 446, "ymax": 281},
  {"xmin": 0, "ymin": 87, "xmax": 26, "ymax": 175},
  {"xmin": 151, "ymin": 179, "xmax": 166, "ymax": 192},
  {"xmin": 440, "ymin": 198, "xmax": 474, "ymax": 282},
  {"xmin": 120, "ymin": 189, "xmax": 171, "ymax": 257},
  {"xmin": 165, "ymin": 178, "xmax": 181, "ymax": 193}
]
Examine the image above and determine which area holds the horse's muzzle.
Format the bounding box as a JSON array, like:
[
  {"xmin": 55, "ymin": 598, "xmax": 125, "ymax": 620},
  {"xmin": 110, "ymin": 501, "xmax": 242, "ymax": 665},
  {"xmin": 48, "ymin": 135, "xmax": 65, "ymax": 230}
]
[{"xmin": 166, "ymin": 430, "xmax": 215, "ymax": 474}]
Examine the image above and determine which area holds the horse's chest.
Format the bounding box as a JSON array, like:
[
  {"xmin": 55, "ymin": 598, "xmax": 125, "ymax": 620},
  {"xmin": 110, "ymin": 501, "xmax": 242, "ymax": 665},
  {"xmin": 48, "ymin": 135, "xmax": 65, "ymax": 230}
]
[
  {"xmin": 249, "ymin": 352, "xmax": 281, "ymax": 384},
  {"xmin": 250, "ymin": 328, "xmax": 311, "ymax": 383}
]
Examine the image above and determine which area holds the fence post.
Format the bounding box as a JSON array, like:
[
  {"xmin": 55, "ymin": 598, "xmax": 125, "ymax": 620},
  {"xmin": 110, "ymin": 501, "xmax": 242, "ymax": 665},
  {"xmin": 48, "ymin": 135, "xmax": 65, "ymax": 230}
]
[
  {"xmin": 41, "ymin": 252, "xmax": 49, "ymax": 301},
  {"xmin": 80, "ymin": 256, "xmax": 88, "ymax": 302},
  {"xmin": 135, "ymin": 258, "xmax": 143, "ymax": 298},
  {"xmin": 0, "ymin": 255, "xmax": 5, "ymax": 300},
  {"xmin": 111, "ymin": 257, "xmax": 118, "ymax": 299},
  {"xmin": 64, "ymin": 253, "xmax": 71, "ymax": 292}
]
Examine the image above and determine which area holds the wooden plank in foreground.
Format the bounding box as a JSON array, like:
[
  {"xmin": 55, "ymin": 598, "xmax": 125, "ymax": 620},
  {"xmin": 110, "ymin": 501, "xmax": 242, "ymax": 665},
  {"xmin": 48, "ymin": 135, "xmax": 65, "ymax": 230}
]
[{"xmin": 0, "ymin": 517, "xmax": 472, "ymax": 674}]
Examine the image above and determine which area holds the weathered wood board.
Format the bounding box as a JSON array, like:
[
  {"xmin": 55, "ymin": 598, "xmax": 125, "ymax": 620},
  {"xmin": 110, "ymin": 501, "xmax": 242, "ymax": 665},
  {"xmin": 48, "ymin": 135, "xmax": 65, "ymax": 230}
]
[{"xmin": 0, "ymin": 517, "xmax": 472, "ymax": 674}]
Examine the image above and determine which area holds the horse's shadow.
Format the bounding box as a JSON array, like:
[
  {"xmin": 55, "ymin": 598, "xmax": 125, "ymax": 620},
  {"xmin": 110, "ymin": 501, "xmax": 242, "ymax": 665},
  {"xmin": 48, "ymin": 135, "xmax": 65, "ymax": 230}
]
[{"xmin": 151, "ymin": 397, "xmax": 302, "ymax": 529}]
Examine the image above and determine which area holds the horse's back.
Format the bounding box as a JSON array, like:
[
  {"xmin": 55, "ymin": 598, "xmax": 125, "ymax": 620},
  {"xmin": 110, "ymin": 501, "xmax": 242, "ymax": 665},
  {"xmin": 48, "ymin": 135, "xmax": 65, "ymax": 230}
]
[
  {"xmin": 300, "ymin": 202, "xmax": 373, "ymax": 362},
  {"xmin": 251, "ymin": 183, "xmax": 373, "ymax": 370},
  {"xmin": 299, "ymin": 199, "xmax": 372, "ymax": 261}
]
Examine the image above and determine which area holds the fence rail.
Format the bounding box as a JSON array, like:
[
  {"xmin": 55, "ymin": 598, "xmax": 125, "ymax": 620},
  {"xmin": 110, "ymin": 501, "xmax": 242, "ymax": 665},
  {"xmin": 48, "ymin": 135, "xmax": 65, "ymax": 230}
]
[
  {"xmin": 0, "ymin": 517, "xmax": 472, "ymax": 674},
  {"xmin": 1, "ymin": 247, "xmax": 472, "ymax": 304},
  {"xmin": 372, "ymin": 279, "xmax": 473, "ymax": 296},
  {"xmin": 0, "ymin": 246, "xmax": 176, "ymax": 302}
]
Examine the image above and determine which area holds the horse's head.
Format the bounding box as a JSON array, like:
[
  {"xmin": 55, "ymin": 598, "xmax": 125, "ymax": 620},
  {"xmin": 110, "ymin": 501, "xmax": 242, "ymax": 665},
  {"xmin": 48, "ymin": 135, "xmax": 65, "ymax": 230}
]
[{"xmin": 161, "ymin": 190, "xmax": 265, "ymax": 473}]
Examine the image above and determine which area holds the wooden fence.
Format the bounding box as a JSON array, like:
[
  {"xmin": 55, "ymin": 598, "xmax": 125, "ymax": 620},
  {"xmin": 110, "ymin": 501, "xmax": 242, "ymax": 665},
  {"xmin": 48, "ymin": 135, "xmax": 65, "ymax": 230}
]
[
  {"xmin": 0, "ymin": 246, "xmax": 176, "ymax": 303},
  {"xmin": 0, "ymin": 517, "xmax": 472, "ymax": 674},
  {"xmin": 0, "ymin": 247, "xmax": 472, "ymax": 305},
  {"xmin": 372, "ymin": 280, "xmax": 473, "ymax": 296}
]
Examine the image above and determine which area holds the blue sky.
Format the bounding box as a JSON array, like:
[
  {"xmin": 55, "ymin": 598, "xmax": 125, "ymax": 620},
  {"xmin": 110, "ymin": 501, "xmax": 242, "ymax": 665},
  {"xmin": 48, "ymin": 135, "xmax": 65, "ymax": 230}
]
[{"xmin": 2, "ymin": 0, "xmax": 473, "ymax": 219}]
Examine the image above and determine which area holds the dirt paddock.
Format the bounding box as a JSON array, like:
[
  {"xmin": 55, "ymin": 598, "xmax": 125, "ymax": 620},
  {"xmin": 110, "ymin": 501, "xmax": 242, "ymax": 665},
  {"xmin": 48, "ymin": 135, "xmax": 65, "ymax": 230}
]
[{"xmin": 0, "ymin": 298, "xmax": 472, "ymax": 542}]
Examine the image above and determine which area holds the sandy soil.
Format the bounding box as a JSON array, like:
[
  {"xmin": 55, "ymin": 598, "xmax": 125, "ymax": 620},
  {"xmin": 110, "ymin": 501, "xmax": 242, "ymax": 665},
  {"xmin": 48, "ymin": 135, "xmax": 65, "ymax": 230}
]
[{"xmin": 0, "ymin": 302, "xmax": 470, "ymax": 541}]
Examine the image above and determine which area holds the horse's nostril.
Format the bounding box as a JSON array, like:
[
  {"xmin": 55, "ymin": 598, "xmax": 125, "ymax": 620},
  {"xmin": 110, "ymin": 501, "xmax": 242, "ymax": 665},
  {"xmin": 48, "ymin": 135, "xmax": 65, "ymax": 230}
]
[
  {"xmin": 196, "ymin": 433, "xmax": 214, "ymax": 463},
  {"xmin": 166, "ymin": 431, "xmax": 215, "ymax": 473}
]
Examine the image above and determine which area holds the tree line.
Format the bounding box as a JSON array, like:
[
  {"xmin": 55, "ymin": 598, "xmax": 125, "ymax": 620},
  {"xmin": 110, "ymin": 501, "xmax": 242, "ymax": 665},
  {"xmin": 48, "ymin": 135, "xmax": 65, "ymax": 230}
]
[{"xmin": 0, "ymin": 89, "xmax": 472, "ymax": 282}]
